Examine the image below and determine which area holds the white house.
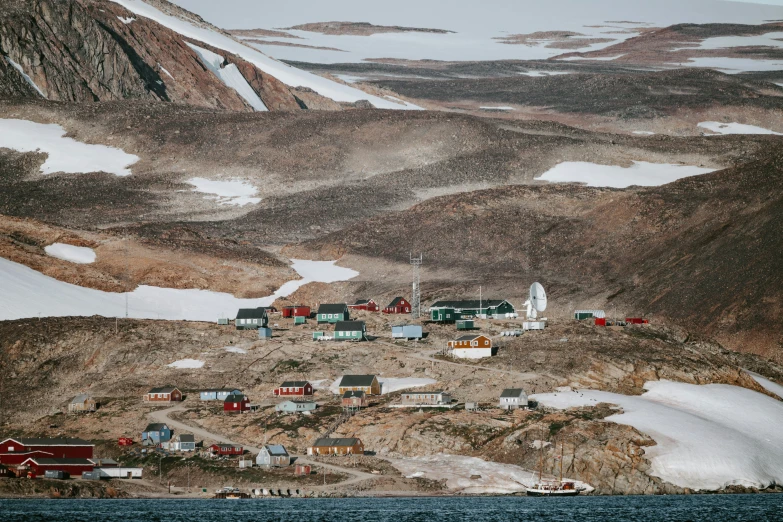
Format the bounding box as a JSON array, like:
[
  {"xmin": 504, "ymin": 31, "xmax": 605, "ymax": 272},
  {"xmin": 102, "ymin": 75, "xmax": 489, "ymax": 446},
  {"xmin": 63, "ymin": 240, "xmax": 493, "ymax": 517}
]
[
  {"xmin": 256, "ymin": 444, "xmax": 290, "ymax": 468},
  {"xmin": 498, "ymin": 388, "xmax": 528, "ymax": 410}
]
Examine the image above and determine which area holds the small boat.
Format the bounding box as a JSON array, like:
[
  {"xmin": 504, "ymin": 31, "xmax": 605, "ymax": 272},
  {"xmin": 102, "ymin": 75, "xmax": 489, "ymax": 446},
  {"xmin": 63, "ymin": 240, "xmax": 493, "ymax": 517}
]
[{"xmin": 526, "ymin": 436, "xmax": 583, "ymax": 497}]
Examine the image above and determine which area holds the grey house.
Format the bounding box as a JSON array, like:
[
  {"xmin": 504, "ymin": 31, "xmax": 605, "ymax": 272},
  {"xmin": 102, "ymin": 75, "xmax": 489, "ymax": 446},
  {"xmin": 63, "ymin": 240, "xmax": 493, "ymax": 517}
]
[
  {"xmin": 256, "ymin": 444, "xmax": 290, "ymax": 467},
  {"xmin": 235, "ymin": 308, "xmax": 268, "ymax": 330},
  {"xmin": 499, "ymin": 388, "xmax": 528, "ymax": 410},
  {"xmin": 175, "ymin": 434, "xmax": 196, "ymax": 452},
  {"xmin": 275, "ymin": 400, "xmax": 317, "ymax": 413},
  {"xmin": 391, "ymin": 324, "xmax": 423, "ymax": 340}
]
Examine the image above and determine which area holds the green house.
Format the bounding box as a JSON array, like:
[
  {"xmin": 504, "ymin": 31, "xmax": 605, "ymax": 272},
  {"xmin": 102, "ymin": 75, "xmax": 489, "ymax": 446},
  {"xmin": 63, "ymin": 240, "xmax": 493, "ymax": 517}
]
[
  {"xmin": 334, "ymin": 320, "xmax": 366, "ymax": 341},
  {"xmin": 431, "ymin": 308, "xmax": 460, "ymax": 323},
  {"xmin": 317, "ymin": 303, "xmax": 349, "ymax": 324},
  {"xmin": 430, "ymin": 299, "xmax": 515, "ymax": 319}
]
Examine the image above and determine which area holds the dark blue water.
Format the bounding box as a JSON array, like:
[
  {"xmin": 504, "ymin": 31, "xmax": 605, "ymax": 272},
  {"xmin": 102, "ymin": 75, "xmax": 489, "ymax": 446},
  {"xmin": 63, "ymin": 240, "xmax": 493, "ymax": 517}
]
[{"xmin": 1, "ymin": 495, "xmax": 782, "ymax": 522}]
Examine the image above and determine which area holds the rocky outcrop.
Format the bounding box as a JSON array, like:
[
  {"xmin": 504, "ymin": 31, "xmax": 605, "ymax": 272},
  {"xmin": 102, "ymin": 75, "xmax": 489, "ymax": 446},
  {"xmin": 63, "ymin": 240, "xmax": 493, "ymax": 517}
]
[
  {"xmin": 0, "ymin": 0, "xmax": 315, "ymax": 111},
  {"xmin": 0, "ymin": 54, "xmax": 42, "ymax": 98}
]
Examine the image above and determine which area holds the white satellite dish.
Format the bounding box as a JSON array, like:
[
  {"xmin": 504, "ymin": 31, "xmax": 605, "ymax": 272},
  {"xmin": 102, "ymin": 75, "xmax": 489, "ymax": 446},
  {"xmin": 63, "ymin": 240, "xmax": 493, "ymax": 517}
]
[{"xmin": 524, "ymin": 282, "xmax": 547, "ymax": 320}]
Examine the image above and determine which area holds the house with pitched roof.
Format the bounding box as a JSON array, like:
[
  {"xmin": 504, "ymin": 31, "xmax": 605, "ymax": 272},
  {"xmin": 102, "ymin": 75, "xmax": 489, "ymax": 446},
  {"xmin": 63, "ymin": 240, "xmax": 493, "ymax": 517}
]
[
  {"xmin": 342, "ymin": 390, "xmax": 367, "ymax": 408},
  {"xmin": 307, "ymin": 437, "xmax": 364, "ymax": 456},
  {"xmin": 348, "ymin": 299, "xmax": 379, "ymax": 312},
  {"xmin": 337, "ymin": 375, "xmax": 380, "ymax": 396},
  {"xmin": 316, "ymin": 303, "xmax": 349, "ymax": 323},
  {"xmin": 143, "ymin": 387, "xmax": 182, "ymax": 402},
  {"xmin": 256, "ymin": 445, "xmax": 290, "ymax": 467},
  {"xmin": 68, "ymin": 394, "xmax": 97, "ymax": 413},
  {"xmin": 499, "ymin": 388, "xmax": 528, "ymax": 410},
  {"xmin": 334, "ymin": 320, "xmax": 367, "ymax": 341},
  {"xmin": 235, "ymin": 307, "xmax": 268, "ymax": 330},
  {"xmin": 273, "ymin": 381, "xmax": 313, "ymax": 397},
  {"xmin": 383, "ymin": 297, "xmax": 411, "ymax": 314},
  {"xmin": 142, "ymin": 423, "xmax": 171, "ymax": 446},
  {"xmin": 430, "ymin": 299, "xmax": 515, "ymax": 319},
  {"xmin": 448, "ymin": 334, "xmax": 494, "ymax": 359}
]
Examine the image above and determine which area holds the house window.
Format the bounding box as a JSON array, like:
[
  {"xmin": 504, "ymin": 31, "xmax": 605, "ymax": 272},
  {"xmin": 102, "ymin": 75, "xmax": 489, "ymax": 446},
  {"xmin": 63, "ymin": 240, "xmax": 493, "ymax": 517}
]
[{"xmin": 253, "ymin": 319, "xmax": 258, "ymax": 324}]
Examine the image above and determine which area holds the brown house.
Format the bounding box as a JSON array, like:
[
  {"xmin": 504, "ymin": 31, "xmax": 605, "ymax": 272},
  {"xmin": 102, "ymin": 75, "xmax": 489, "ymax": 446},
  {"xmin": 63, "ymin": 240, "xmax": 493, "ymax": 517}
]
[
  {"xmin": 143, "ymin": 387, "xmax": 182, "ymax": 402},
  {"xmin": 447, "ymin": 334, "xmax": 492, "ymax": 350},
  {"xmin": 68, "ymin": 394, "xmax": 97, "ymax": 413},
  {"xmin": 307, "ymin": 437, "xmax": 364, "ymax": 456},
  {"xmin": 337, "ymin": 375, "xmax": 381, "ymax": 396},
  {"xmin": 342, "ymin": 390, "xmax": 367, "ymax": 408}
]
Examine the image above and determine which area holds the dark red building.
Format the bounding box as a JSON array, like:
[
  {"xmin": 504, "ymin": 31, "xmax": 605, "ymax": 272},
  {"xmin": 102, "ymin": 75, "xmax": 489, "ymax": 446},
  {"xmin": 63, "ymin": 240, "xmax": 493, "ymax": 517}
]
[
  {"xmin": 223, "ymin": 394, "xmax": 250, "ymax": 413},
  {"xmin": 210, "ymin": 444, "xmax": 243, "ymax": 456},
  {"xmin": 20, "ymin": 457, "xmax": 94, "ymax": 478},
  {"xmin": 273, "ymin": 381, "xmax": 314, "ymax": 397},
  {"xmin": 348, "ymin": 299, "xmax": 379, "ymax": 312},
  {"xmin": 0, "ymin": 438, "xmax": 94, "ymax": 465},
  {"xmin": 282, "ymin": 305, "xmax": 311, "ymax": 318},
  {"xmin": 383, "ymin": 297, "xmax": 411, "ymax": 314}
]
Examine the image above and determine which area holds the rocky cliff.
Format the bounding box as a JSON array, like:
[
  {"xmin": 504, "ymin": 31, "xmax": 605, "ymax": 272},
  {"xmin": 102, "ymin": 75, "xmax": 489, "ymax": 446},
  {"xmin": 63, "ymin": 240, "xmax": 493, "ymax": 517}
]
[{"xmin": 0, "ymin": 0, "xmax": 319, "ymax": 111}]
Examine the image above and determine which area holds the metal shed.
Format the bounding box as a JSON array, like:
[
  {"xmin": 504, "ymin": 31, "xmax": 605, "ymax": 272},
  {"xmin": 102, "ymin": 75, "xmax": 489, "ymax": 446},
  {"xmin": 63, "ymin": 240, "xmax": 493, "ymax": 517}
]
[{"xmin": 391, "ymin": 324, "xmax": 423, "ymax": 339}]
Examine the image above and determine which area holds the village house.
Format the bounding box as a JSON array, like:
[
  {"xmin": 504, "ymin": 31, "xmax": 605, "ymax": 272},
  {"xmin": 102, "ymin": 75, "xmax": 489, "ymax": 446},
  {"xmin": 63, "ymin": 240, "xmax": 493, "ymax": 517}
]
[
  {"xmin": 142, "ymin": 423, "xmax": 172, "ymax": 446},
  {"xmin": 20, "ymin": 457, "xmax": 95, "ymax": 478},
  {"xmin": 199, "ymin": 388, "xmax": 242, "ymax": 401},
  {"xmin": 391, "ymin": 324, "xmax": 423, "ymax": 340},
  {"xmin": 334, "ymin": 320, "xmax": 367, "ymax": 341},
  {"xmin": 67, "ymin": 394, "xmax": 97, "ymax": 414},
  {"xmin": 275, "ymin": 399, "xmax": 317, "ymax": 413},
  {"xmin": 342, "ymin": 390, "xmax": 367, "ymax": 408},
  {"xmin": 224, "ymin": 393, "xmax": 251, "ymax": 413},
  {"xmin": 316, "ymin": 303, "xmax": 349, "ymax": 323},
  {"xmin": 168, "ymin": 434, "xmax": 196, "ymax": 452},
  {"xmin": 307, "ymin": 437, "xmax": 364, "ymax": 456},
  {"xmin": 400, "ymin": 391, "xmax": 452, "ymax": 407},
  {"xmin": 282, "ymin": 305, "xmax": 311, "ymax": 318},
  {"xmin": 0, "ymin": 438, "xmax": 94, "ymax": 466},
  {"xmin": 383, "ymin": 297, "xmax": 411, "ymax": 314},
  {"xmin": 235, "ymin": 307, "xmax": 268, "ymax": 330},
  {"xmin": 273, "ymin": 381, "xmax": 313, "ymax": 397},
  {"xmin": 256, "ymin": 445, "xmax": 291, "ymax": 468},
  {"xmin": 338, "ymin": 375, "xmax": 381, "ymax": 396},
  {"xmin": 430, "ymin": 299, "xmax": 516, "ymax": 319},
  {"xmin": 143, "ymin": 386, "xmax": 182, "ymax": 402},
  {"xmin": 348, "ymin": 299, "xmax": 379, "ymax": 312},
  {"xmin": 210, "ymin": 444, "xmax": 243, "ymax": 456},
  {"xmin": 448, "ymin": 334, "xmax": 495, "ymax": 359},
  {"xmin": 430, "ymin": 307, "xmax": 460, "ymax": 323},
  {"xmin": 499, "ymin": 388, "xmax": 529, "ymax": 409}
]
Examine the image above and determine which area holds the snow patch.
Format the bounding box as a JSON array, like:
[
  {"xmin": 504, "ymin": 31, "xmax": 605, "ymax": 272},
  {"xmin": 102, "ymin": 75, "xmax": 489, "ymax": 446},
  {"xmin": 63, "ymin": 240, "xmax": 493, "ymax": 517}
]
[
  {"xmin": 633, "ymin": 131, "xmax": 655, "ymax": 135},
  {"xmin": 518, "ymin": 70, "xmax": 571, "ymax": 77},
  {"xmin": 108, "ymin": 0, "xmax": 421, "ymax": 109},
  {"xmin": 536, "ymin": 160, "xmax": 715, "ymax": 188},
  {"xmin": 186, "ymin": 43, "xmax": 268, "ymax": 111},
  {"xmin": 532, "ymin": 380, "xmax": 783, "ymax": 490},
  {"xmin": 167, "ymin": 358, "xmax": 204, "ymax": 369},
  {"xmin": 479, "ymin": 106, "xmax": 515, "ymax": 110},
  {"xmin": 698, "ymin": 121, "xmax": 782, "ymax": 136},
  {"xmin": 224, "ymin": 346, "xmax": 247, "ymax": 354},
  {"xmin": 387, "ymin": 454, "xmax": 591, "ymax": 494},
  {"xmin": 187, "ymin": 177, "xmax": 261, "ymax": 206},
  {"xmin": 44, "ymin": 243, "xmax": 97, "ymax": 264},
  {"xmin": 678, "ymin": 57, "xmax": 783, "ymax": 73},
  {"xmin": 118, "ymin": 16, "xmax": 136, "ymax": 24},
  {"xmin": 745, "ymin": 370, "xmax": 783, "ymax": 400},
  {"xmin": 159, "ymin": 65, "xmax": 174, "ymax": 80},
  {"xmin": 6, "ymin": 57, "xmax": 46, "ymax": 98},
  {"xmin": 558, "ymin": 54, "xmax": 625, "ymax": 61},
  {"xmin": 0, "ymin": 257, "xmax": 358, "ymax": 321},
  {"xmin": 0, "ymin": 119, "xmax": 138, "ymax": 177}
]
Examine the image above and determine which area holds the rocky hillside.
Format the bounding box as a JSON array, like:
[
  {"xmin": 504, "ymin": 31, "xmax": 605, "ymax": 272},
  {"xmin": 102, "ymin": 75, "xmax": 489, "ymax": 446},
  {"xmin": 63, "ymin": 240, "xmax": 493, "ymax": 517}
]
[{"xmin": 0, "ymin": 0, "xmax": 321, "ymax": 110}]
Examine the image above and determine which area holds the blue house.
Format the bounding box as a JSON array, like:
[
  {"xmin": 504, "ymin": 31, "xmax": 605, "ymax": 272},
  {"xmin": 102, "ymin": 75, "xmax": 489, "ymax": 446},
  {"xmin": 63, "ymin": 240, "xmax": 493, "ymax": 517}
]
[
  {"xmin": 199, "ymin": 388, "xmax": 242, "ymax": 401},
  {"xmin": 142, "ymin": 423, "xmax": 171, "ymax": 446}
]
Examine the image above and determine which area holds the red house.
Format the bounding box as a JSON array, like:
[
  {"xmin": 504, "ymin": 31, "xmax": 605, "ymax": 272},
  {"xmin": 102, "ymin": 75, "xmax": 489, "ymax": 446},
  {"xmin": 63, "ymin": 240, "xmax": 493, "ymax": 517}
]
[
  {"xmin": 273, "ymin": 381, "xmax": 314, "ymax": 397},
  {"xmin": 210, "ymin": 443, "xmax": 243, "ymax": 456},
  {"xmin": 348, "ymin": 299, "xmax": 379, "ymax": 312},
  {"xmin": 20, "ymin": 457, "xmax": 94, "ymax": 478},
  {"xmin": 223, "ymin": 394, "xmax": 250, "ymax": 413},
  {"xmin": 143, "ymin": 386, "xmax": 182, "ymax": 402},
  {"xmin": 0, "ymin": 438, "xmax": 94, "ymax": 465},
  {"xmin": 383, "ymin": 297, "xmax": 411, "ymax": 314},
  {"xmin": 282, "ymin": 305, "xmax": 310, "ymax": 318}
]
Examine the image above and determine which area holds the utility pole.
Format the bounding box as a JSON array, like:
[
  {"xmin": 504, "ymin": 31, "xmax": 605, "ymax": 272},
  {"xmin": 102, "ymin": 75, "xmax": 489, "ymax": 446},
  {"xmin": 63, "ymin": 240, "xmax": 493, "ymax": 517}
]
[
  {"xmin": 159, "ymin": 454, "xmax": 163, "ymax": 485},
  {"xmin": 410, "ymin": 253, "xmax": 422, "ymax": 319}
]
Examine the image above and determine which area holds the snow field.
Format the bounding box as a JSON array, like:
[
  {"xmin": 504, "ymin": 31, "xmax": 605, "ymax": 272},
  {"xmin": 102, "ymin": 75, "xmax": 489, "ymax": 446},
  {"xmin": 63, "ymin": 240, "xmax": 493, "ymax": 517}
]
[
  {"xmin": 387, "ymin": 454, "xmax": 592, "ymax": 494},
  {"xmin": 745, "ymin": 370, "xmax": 783, "ymax": 399},
  {"xmin": 186, "ymin": 43, "xmax": 268, "ymax": 111},
  {"xmin": 44, "ymin": 243, "xmax": 97, "ymax": 264},
  {"xmin": 698, "ymin": 121, "xmax": 782, "ymax": 136},
  {"xmin": 167, "ymin": 358, "xmax": 205, "ymax": 369},
  {"xmin": 0, "ymin": 257, "xmax": 358, "ymax": 321},
  {"xmin": 0, "ymin": 119, "xmax": 139, "ymax": 176},
  {"xmin": 109, "ymin": 0, "xmax": 421, "ymax": 109},
  {"xmin": 536, "ymin": 160, "xmax": 716, "ymax": 188},
  {"xmin": 187, "ymin": 177, "xmax": 261, "ymax": 206},
  {"xmin": 531, "ymin": 380, "xmax": 783, "ymax": 490}
]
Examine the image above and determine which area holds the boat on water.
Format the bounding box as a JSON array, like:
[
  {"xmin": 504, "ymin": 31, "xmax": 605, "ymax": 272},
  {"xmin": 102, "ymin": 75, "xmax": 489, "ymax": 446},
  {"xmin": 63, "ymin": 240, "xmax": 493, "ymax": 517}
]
[
  {"xmin": 526, "ymin": 437, "xmax": 583, "ymax": 497},
  {"xmin": 214, "ymin": 486, "xmax": 249, "ymax": 499}
]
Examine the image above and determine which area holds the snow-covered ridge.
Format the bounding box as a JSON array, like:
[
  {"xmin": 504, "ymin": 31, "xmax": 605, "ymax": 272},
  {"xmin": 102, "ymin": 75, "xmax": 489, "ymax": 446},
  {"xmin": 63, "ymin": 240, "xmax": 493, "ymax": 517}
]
[
  {"xmin": 536, "ymin": 161, "xmax": 716, "ymax": 188},
  {"xmin": 0, "ymin": 257, "xmax": 358, "ymax": 322},
  {"xmin": 532, "ymin": 380, "xmax": 783, "ymax": 490},
  {"xmin": 44, "ymin": 243, "xmax": 97, "ymax": 264},
  {"xmin": 186, "ymin": 43, "xmax": 268, "ymax": 111},
  {"xmin": 0, "ymin": 119, "xmax": 139, "ymax": 177},
  {"xmin": 108, "ymin": 0, "xmax": 422, "ymax": 110}
]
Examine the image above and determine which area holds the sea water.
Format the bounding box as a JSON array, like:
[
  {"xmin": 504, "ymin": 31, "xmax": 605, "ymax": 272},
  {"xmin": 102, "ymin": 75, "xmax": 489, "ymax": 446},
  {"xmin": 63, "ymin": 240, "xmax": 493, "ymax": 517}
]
[{"xmin": 1, "ymin": 495, "xmax": 782, "ymax": 522}]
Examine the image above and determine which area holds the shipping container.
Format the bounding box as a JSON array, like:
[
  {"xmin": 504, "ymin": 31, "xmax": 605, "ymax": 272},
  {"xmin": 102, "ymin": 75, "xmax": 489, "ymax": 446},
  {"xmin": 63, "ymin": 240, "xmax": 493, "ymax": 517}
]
[
  {"xmin": 294, "ymin": 464, "xmax": 312, "ymax": 476},
  {"xmin": 81, "ymin": 471, "xmax": 102, "ymax": 480},
  {"xmin": 456, "ymin": 319, "xmax": 475, "ymax": 330},
  {"xmin": 44, "ymin": 470, "xmax": 68, "ymax": 479},
  {"xmin": 625, "ymin": 317, "xmax": 648, "ymax": 324},
  {"xmin": 594, "ymin": 318, "xmax": 606, "ymax": 327},
  {"xmin": 294, "ymin": 316, "xmax": 306, "ymax": 325}
]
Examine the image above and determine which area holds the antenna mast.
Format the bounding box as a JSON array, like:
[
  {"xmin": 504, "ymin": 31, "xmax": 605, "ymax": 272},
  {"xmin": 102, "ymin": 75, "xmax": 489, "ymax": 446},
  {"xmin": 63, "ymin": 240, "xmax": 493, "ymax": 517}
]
[{"xmin": 410, "ymin": 253, "xmax": 422, "ymax": 318}]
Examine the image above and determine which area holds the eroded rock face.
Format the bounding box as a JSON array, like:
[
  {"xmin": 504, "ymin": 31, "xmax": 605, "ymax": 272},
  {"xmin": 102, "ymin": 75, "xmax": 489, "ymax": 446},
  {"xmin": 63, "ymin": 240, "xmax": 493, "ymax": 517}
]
[{"xmin": 0, "ymin": 0, "xmax": 314, "ymax": 111}]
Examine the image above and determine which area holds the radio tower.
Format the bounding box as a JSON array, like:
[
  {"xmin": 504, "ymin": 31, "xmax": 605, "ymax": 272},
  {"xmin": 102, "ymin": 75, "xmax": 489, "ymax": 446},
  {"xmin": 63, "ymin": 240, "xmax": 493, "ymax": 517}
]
[{"xmin": 410, "ymin": 253, "xmax": 423, "ymax": 318}]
